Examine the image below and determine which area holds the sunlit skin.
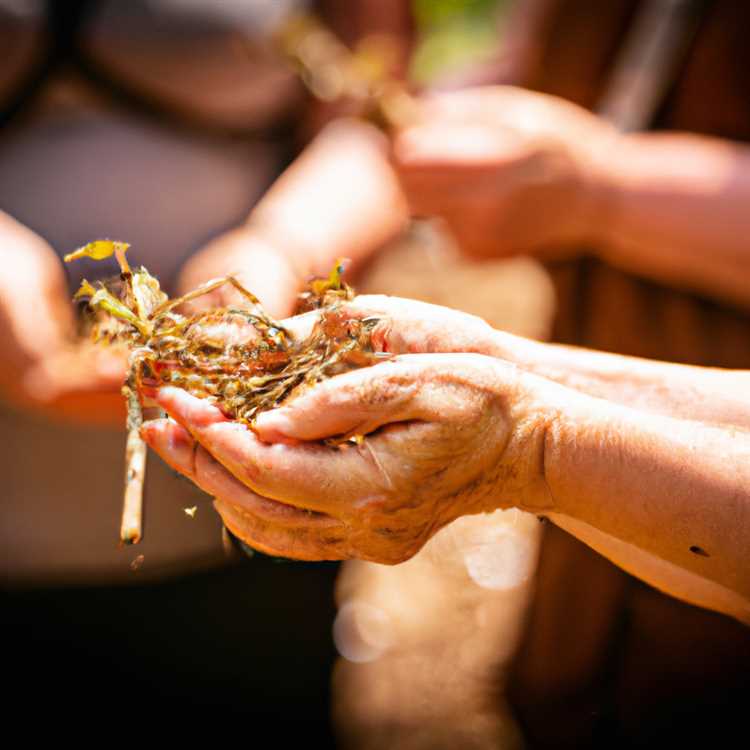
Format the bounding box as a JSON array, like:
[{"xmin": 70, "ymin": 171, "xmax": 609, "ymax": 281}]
[
  {"xmin": 141, "ymin": 295, "xmax": 750, "ymax": 625},
  {"xmin": 176, "ymin": 117, "xmax": 409, "ymax": 318},
  {"xmin": 157, "ymin": 85, "xmax": 750, "ymax": 627},
  {"xmin": 143, "ymin": 354, "xmax": 541, "ymax": 564},
  {"xmin": 180, "ymin": 86, "xmax": 750, "ymax": 314},
  {"xmin": 390, "ymin": 87, "xmax": 750, "ymax": 308},
  {"xmin": 8, "ymin": 80, "xmax": 750, "ymax": 623},
  {"xmin": 392, "ymin": 87, "xmax": 616, "ymax": 261},
  {"xmin": 0, "ymin": 212, "xmax": 126, "ymax": 425}
]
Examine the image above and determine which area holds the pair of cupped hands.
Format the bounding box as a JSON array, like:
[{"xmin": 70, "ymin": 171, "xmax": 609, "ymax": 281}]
[{"xmin": 1, "ymin": 86, "xmax": 617, "ymax": 561}]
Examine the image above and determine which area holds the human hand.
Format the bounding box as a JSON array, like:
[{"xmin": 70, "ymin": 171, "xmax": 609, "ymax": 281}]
[
  {"xmin": 140, "ymin": 296, "xmax": 557, "ymax": 563},
  {"xmin": 0, "ymin": 213, "xmax": 126, "ymax": 424},
  {"xmin": 175, "ymin": 227, "xmax": 303, "ymax": 319},
  {"xmin": 391, "ymin": 86, "xmax": 616, "ymax": 259}
]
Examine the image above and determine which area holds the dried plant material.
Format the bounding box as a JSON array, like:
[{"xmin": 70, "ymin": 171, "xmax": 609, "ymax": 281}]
[
  {"xmin": 121, "ymin": 421, "xmax": 147, "ymax": 544},
  {"xmin": 66, "ymin": 240, "xmax": 388, "ymax": 545},
  {"xmin": 274, "ymin": 12, "xmax": 419, "ymax": 130},
  {"xmin": 184, "ymin": 506, "xmax": 197, "ymax": 519}
]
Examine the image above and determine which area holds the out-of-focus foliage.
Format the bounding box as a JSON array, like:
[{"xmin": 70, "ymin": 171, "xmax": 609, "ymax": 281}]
[{"xmin": 410, "ymin": 0, "xmax": 511, "ymax": 84}]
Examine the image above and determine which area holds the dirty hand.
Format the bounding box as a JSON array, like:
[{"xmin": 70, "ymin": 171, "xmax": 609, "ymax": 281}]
[
  {"xmin": 0, "ymin": 212, "xmax": 125, "ymax": 423},
  {"xmin": 141, "ymin": 295, "xmax": 557, "ymax": 562},
  {"xmin": 176, "ymin": 227, "xmax": 303, "ymax": 319},
  {"xmin": 392, "ymin": 85, "xmax": 616, "ymax": 259}
]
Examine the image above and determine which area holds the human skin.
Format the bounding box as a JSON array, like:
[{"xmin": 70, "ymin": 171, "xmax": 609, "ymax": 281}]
[
  {"xmin": 392, "ymin": 87, "xmax": 750, "ymax": 308},
  {"xmin": 180, "ymin": 85, "xmax": 605, "ymax": 311},
  {"xmin": 151, "ymin": 84, "xmax": 750, "ymax": 624},
  {"xmin": 141, "ymin": 296, "xmax": 750, "ymax": 625},
  {"xmin": 0, "ymin": 211, "xmax": 125, "ymax": 424},
  {"xmin": 181, "ymin": 85, "xmax": 750, "ymax": 315},
  {"xmin": 175, "ymin": 0, "xmax": 415, "ymax": 318},
  {"xmin": 176, "ymin": 117, "xmax": 409, "ymax": 318}
]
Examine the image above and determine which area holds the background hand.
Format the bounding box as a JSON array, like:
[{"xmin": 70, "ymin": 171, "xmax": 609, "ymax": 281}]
[
  {"xmin": 0, "ymin": 212, "xmax": 125, "ymax": 424},
  {"xmin": 175, "ymin": 227, "xmax": 303, "ymax": 318},
  {"xmin": 391, "ymin": 86, "xmax": 615, "ymax": 260}
]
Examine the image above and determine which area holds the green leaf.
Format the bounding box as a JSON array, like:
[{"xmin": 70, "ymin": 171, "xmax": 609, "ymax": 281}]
[{"xmin": 89, "ymin": 288, "xmax": 150, "ymax": 338}]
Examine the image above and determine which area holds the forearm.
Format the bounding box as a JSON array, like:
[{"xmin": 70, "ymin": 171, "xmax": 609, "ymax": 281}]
[
  {"xmin": 538, "ymin": 386, "xmax": 750, "ymax": 623},
  {"xmin": 487, "ymin": 328, "xmax": 750, "ymax": 429},
  {"xmin": 245, "ymin": 118, "xmax": 409, "ymax": 279},
  {"xmin": 596, "ymin": 131, "xmax": 750, "ymax": 308}
]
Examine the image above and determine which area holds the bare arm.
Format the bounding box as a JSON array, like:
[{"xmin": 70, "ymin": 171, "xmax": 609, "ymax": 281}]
[
  {"xmin": 542, "ymin": 387, "xmax": 750, "ymax": 624},
  {"xmin": 177, "ymin": 118, "xmax": 409, "ymax": 316},
  {"xmin": 488, "ymin": 328, "xmax": 750, "ymax": 429},
  {"xmin": 138, "ymin": 294, "xmax": 750, "ymax": 622},
  {"xmin": 598, "ymin": 132, "xmax": 750, "ymax": 309},
  {"xmin": 177, "ymin": 1, "xmax": 415, "ymax": 315},
  {"xmin": 245, "ymin": 119, "xmax": 408, "ymax": 280},
  {"xmin": 280, "ymin": 116, "xmax": 750, "ymax": 313},
  {"xmin": 141, "ymin": 347, "xmax": 750, "ymax": 624},
  {"xmin": 386, "ymin": 86, "xmax": 750, "ymax": 311}
]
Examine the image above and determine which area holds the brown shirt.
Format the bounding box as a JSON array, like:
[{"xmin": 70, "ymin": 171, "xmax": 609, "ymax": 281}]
[
  {"xmin": 531, "ymin": 0, "xmax": 750, "ymax": 366},
  {"xmin": 506, "ymin": 2, "xmax": 750, "ymax": 747}
]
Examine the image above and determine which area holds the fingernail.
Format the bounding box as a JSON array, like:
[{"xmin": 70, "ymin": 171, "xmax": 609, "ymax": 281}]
[{"xmin": 254, "ymin": 409, "xmax": 293, "ymax": 439}]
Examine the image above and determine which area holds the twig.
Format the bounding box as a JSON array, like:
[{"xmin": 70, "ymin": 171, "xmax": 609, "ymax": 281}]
[{"xmin": 120, "ymin": 383, "xmax": 146, "ymax": 544}]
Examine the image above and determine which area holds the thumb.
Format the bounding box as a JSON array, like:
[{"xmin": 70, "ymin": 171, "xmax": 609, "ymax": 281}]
[{"xmin": 253, "ymin": 357, "xmax": 430, "ymax": 443}]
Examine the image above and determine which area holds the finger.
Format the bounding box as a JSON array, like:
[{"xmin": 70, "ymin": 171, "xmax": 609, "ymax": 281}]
[
  {"xmin": 152, "ymin": 385, "xmax": 230, "ymax": 430},
  {"xmin": 142, "ymin": 418, "xmax": 352, "ymax": 560},
  {"xmin": 151, "ymin": 386, "xmax": 392, "ymax": 515},
  {"xmin": 214, "ymin": 499, "xmax": 349, "ymax": 562},
  {"xmin": 253, "ymin": 355, "xmax": 478, "ymax": 443},
  {"xmin": 318, "ymin": 295, "xmax": 495, "ymax": 356},
  {"xmin": 142, "ymin": 417, "xmax": 341, "ymax": 529}
]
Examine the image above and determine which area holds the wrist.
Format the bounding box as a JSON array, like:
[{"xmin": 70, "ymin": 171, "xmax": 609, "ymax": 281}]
[
  {"xmin": 478, "ymin": 360, "xmax": 568, "ymax": 516},
  {"xmin": 570, "ymin": 125, "xmax": 627, "ymax": 254},
  {"xmin": 537, "ymin": 382, "xmax": 636, "ymax": 522},
  {"xmin": 236, "ymin": 231, "xmax": 306, "ymax": 318},
  {"xmin": 582, "ymin": 130, "xmax": 638, "ymax": 261}
]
